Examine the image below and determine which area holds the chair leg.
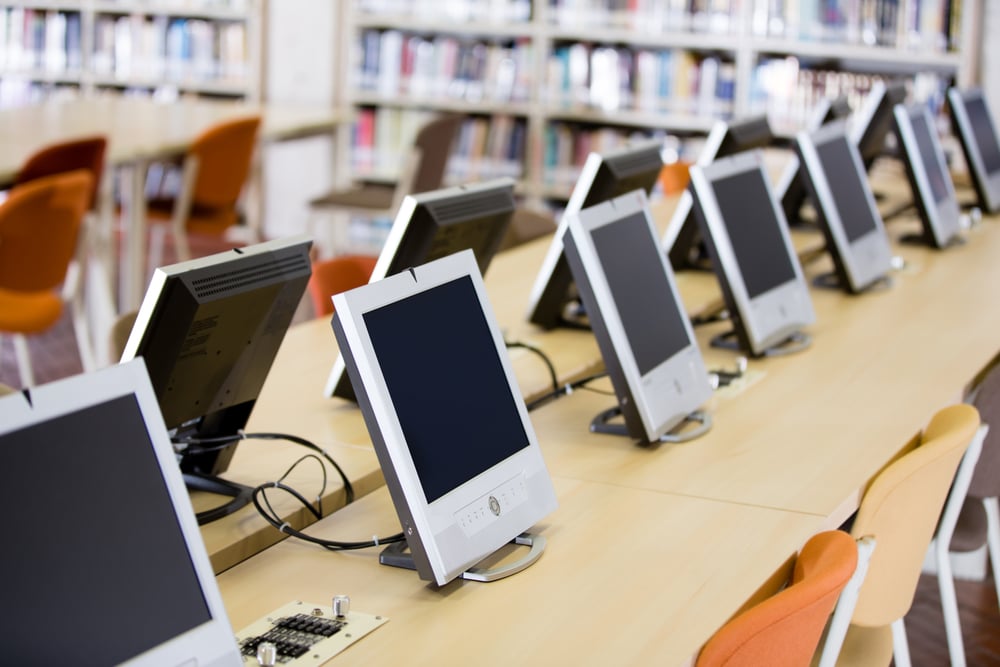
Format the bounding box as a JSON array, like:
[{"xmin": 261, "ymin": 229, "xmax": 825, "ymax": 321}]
[
  {"xmin": 985, "ymin": 496, "xmax": 1000, "ymax": 608},
  {"xmin": 934, "ymin": 424, "xmax": 986, "ymax": 667},
  {"xmin": 12, "ymin": 334, "xmax": 34, "ymax": 387},
  {"xmin": 891, "ymin": 618, "xmax": 911, "ymax": 667},
  {"xmin": 816, "ymin": 535, "xmax": 877, "ymax": 667}
]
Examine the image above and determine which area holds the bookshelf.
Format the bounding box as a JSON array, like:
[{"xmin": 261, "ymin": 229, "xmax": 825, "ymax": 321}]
[
  {"xmin": 0, "ymin": 0, "xmax": 261, "ymax": 108},
  {"xmin": 338, "ymin": 0, "xmax": 982, "ymax": 207}
]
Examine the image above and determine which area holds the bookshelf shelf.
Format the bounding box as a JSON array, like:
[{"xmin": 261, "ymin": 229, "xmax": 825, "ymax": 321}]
[{"xmin": 752, "ymin": 38, "xmax": 963, "ymax": 70}]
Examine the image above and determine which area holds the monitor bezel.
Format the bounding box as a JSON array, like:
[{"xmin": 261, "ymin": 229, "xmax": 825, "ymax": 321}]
[
  {"xmin": 947, "ymin": 86, "xmax": 1000, "ymax": 213},
  {"xmin": 892, "ymin": 102, "xmax": 964, "ymax": 248},
  {"xmin": 0, "ymin": 359, "xmax": 241, "ymax": 666},
  {"xmin": 562, "ymin": 189, "xmax": 712, "ymax": 443},
  {"xmin": 331, "ymin": 249, "xmax": 557, "ymax": 586},
  {"xmin": 325, "ymin": 178, "xmax": 517, "ymax": 399},
  {"xmin": 689, "ymin": 150, "xmax": 816, "ymax": 357},
  {"xmin": 525, "ymin": 138, "xmax": 665, "ymax": 330},
  {"xmin": 795, "ymin": 120, "xmax": 894, "ymax": 293}
]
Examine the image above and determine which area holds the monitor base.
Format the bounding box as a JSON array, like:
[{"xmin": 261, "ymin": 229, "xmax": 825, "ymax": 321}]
[
  {"xmin": 811, "ymin": 271, "xmax": 894, "ymax": 293},
  {"xmin": 589, "ymin": 405, "xmax": 712, "ymax": 444},
  {"xmin": 710, "ymin": 329, "xmax": 812, "ymax": 358},
  {"xmin": 183, "ymin": 472, "xmax": 254, "ymax": 525},
  {"xmin": 379, "ymin": 533, "xmax": 546, "ymax": 583}
]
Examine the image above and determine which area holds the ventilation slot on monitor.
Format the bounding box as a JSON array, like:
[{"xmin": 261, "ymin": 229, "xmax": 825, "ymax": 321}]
[
  {"xmin": 191, "ymin": 256, "xmax": 310, "ymax": 298},
  {"xmin": 427, "ymin": 191, "xmax": 514, "ymax": 225}
]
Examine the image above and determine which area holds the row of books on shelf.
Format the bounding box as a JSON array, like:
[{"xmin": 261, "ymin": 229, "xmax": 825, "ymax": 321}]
[
  {"xmin": 752, "ymin": 0, "xmax": 961, "ymax": 51},
  {"xmin": 542, "ymin": 122, "xmax": 675, "ymax": 190},
  {"xmin": 356, "ymin": 0, "xmax": 532, "ymax": 23},
  {"xmin": 549, "ymin": 0, "xmax": 738, "ymax": 33},
  {"xmin": 357, "ymin": 29, "xmax": 533, "ymax": 104},
  {"xmin": 350, "ymin": 107, "xmax": 526, "ymax": 183},
  {"xmin": 0, "ymin": 76, "xmax": 75, "ymax": 108},
  {"xmin": 92, "ymin": 0, "xmax": 251, "ymax": 9},
  {"xmin": 0, "ymin": 7, "xmax": 246, "ymax": 83},
  {"xmin": 547, "ymin": 44, "xmax": 736, "ymax": 118}
]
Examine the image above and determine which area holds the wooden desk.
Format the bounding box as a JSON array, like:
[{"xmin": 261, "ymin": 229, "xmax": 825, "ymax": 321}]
[{"xmin": 217, "ymin": 480, "xmax": 823, "ymax": 666}]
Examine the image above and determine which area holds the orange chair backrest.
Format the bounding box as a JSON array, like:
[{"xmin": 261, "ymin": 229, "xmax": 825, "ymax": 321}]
[
  {"xmin": 189, "ymin": 116, "xmax": 261, "ymax": 210},
  {"xmin": 16, "ymin": 135, "xmax": 106, "ymax": 211},
  {"xmin": 695, "ymin": 530, "xmax": 858, "ymax": 667},
  {"xmin": 850, "ymin": 403, "xmax": 979, "ymax": 627},
  {"xmin": 308, "ymin": 255, "xmax": 379, "ymax": 317},
  {"xmin": 0, "ymin": 170, "xmax": 92, "ymax": 292}
]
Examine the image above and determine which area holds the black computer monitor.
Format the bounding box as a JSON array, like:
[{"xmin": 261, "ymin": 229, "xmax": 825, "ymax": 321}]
[
  {"xmin": 331, "ymin": 249, "xmax": 558, "ymax": 586},
  {"xmin": 795, "ymin": 121, "xmax": 894, "ymax": 293},
  {"xmin": 562, "ymin": 189, "xmax": 713, "ymax": 444},
  {"xmin": 689, "ymin": 150, "xmax": 816, "ymax": 357},
  {"xmin": 121, "ymin": 235, "xmax": 313, "ymax": 524},
  {"xmin": 947, "ymin": 86, "xmax": 1000, "ymax": 213},
  {"xmin": 326, "ymin": 178, "xmax": 516, "ymax": 400},
  {"xmin": 852, "ymin": 80, "xmax": 907, "ymax": 171},
  {"xmin": 526, "ymin": 139, "xmax": 664, "ymax": 330},
  {"xmin": 892, "ymin": 103, "xmax": 965, "ymax": 248},
  {"xmin": 776, "ymin": 95, "xmax": 853, "ymax": 225},
  {"xmin": 662, "ymin": 115, "xmax": 775, "ymax": 271}
]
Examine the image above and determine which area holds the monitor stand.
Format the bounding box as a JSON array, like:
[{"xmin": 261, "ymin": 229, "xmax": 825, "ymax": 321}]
[
  {"xmin": 811, "ymin": 271, "xmax": 894, "ymax": 292},
  {"xmin": 379, "ymin": 533, "xmax": 546, "ymax": 583},
  {"xmin": 589, "ymin": 405, "xmax": 712, "ymax": 444},
  {"xmin": 710, "ymin": 330, "xmax": 812, "ymax": 358},
  {"xmin": 183, "ymin": 472, "xmax": 254, "ymax": 525}
]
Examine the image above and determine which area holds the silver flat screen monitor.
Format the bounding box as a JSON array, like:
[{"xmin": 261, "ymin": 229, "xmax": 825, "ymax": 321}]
[
  {"xmin": 892, "ymin": 103, "xmax": 964, "ymax": 248},
  {"xmin": 776, "ymin": 95, "xmax": 853, "ymax": 225},
  {"xmin": 0, "ymin": 359, "xmax": 241, "ymax": 666},
  {"xmin": 562, "ymin": 189, "xmax": 713, "ymax": 444},
  {"xmin": 947, "ymin": 86, "xmax": 1000, "ymax": 213},
  {"xmin": 663, "ymin": 114, "xmax": 774, "ymax": 271},
  {"xmin": 326, "ymin": 178, "xmax": 516, "ymax": 400},
  {"xmin": 331, "ymin": 249, "xmax": 557, "ymax": 586},
  {"xmin": 121, "ymin": 236, "xmax": 313, "ymax": 524},
  {"xmin": 526, "ymin": 139, "xmax": 664, "ymax": 330},
  {"xmin": 795, "ymin": 120, "xmax": 894, "ymax": 293},
  {"xmin": 689, "ymin": 150, "xmax": 816, "ymax": 357}
]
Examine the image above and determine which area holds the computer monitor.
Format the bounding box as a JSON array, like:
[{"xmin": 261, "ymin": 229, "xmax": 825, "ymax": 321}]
[
  {"xmin": 562, "ymin": 189, "xmax": 713, "ymax": 444},
  {"xmin": 326, "ymin": 178, "xmax": 516, "ymax": 400},
  {"xmin": 892, "ymin": 103, "xmax": 965, "ymax": 248},
  {"xmin": 0, "ymin": 359, "xmax": 241, "ymax": 666},
  {"xmin": 689, "ymin": 150, "xmax": 816, "ymax": 357},
  {"xmin": 331, "ymin": 249, "xmax": 558, "ymax": 586},
  {"xmin": 663, "ymin": 115, "xmax": 775, "ymax": 271},
  {"xmin": 776, "ymin": 95, "xmax": 853, "ymax": 225},
  {"xmin": 526, "ymin": 139, "xmax": 664, "ymax": 330},
  {"xmin": 851, "ymin": 79, "xmax": 907, "ymax": 171},
  {"xmin": 795, "ymin": 120, "xmax": 894, "ymax": 293},
  {"xmin": 121, "ymin": 235, "xmax": 313, "ymax": 524},
  {"xmin": 947, "ymin": 86, "xmax": 1000, "ymax": 213}
]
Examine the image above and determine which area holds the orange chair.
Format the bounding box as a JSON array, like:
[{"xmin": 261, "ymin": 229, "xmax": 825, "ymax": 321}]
[
  {"xmin": 695, "ymin": 530, "xmax": 858, "ymax": 667},
  {"xmin": 15, "ymin": 135, "xmax": 107, "ymax": 212},
  {"xmin": 307, "ymin": 254, "xmax": 379, "ymax": 317},
  {"xmin": 0, "ymin": 170, "xmax": 93, "ymax": 388},
  {"xmin": 144, "ymin": 115, "xmax": 261, "ymax": 269}
]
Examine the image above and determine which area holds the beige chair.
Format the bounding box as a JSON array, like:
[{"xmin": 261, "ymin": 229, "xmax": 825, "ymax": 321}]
[{"xmin": 815, "ymin": 403, "xmax": 981, "ymax": 667}]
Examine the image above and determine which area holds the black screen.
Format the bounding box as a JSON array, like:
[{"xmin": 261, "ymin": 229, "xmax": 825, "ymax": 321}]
[
  {"xmin": 364, "ymin": 275, "xmax": 529, "ymax": 504},
  {"xmin": 591, "ymin": 212, "xmax": 690, "ymax": 375},
  {"xmin": 817, "ymin": 136, "xmax": 879, "ymax": 243},
  {"xmin": 712, "ymin": 168, "xmax": 797, "ymax": 299},
  {"xmin": 1, "ymin": 395, "xmax": 212, "ymax": 665},
  {"xmin": 966, "ymin": 96, "xmax": 1000, "ymax": 174},
  {"xmin": 911, "ymin": 111, "xmax": 950, "ymax": 203}
]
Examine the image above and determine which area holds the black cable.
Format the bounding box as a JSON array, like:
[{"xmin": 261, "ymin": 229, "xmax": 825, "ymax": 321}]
[
  {"xmin": 506, "ymin": 339, "xmax": 559, "ymax": 395},
  {"xmin": 525, "ymin": 371, "xmax": 609, "ymax": 411}
]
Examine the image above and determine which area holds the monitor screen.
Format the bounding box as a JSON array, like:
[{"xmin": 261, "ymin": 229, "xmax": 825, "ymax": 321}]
[
  {"xmin": 526, "ymin": 139, "xmax": 664, "ymax": 330},
  {"xmin": 0, "ymin": 360, "xmax": 241, "ymax": 666},
  {"xmin": 663, "ymin": 115, "xmax": 774, "ymax": 271},
  {"xmin": 851, "ymin": 80, "xmax": 907, "ymax": 170},
  {"xmin": 121, "ymin": 236, "xmax": 313, "ymax": 522},
  {"xmin": 332, "ymin": 249, "xmax": 557, "ymax": 586},
  {"xmin": 893, "ymin": 103, "xmax": 963, "ymax": 248},
  {"xmin": 689, "ymin": 150, "xmax": 815, "ymax": 356},
  {"xmin": 795, "ymin": 121, "xmax": 894, "ymax": 293},
  {"xmin": 563, "ymin": 189, "xmax": 711, "ymax": 443},
  {"xmin": 326, "ymin": 178, "xmax": 515, "ymax": 399},
  {"xmin": 947, "ymin": 86, "xmax": 1000, "ymax": 213}
]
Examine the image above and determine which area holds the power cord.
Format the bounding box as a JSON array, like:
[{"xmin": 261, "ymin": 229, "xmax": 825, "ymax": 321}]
[
  {"xmin": 525, "ymin": 371, "xmax": 609, "ymax": 412},
  {"xmin": 505, "ymin": 339, "xmax": 559, "ymax": 396}
]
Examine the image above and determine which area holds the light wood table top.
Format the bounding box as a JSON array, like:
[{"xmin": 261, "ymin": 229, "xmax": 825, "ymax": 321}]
[{"xmin": 217, "ymin": 480, "xmax": 823, "ymax": 666}]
